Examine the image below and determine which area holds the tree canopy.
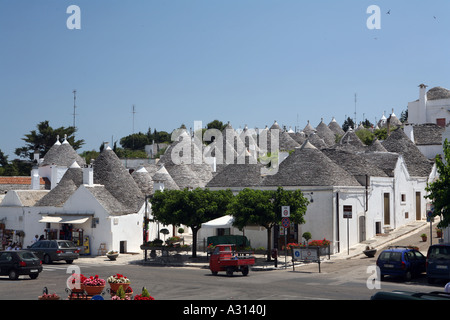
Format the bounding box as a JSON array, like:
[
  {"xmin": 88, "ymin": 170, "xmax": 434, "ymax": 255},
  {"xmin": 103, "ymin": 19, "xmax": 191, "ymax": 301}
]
[
  {"xmin": 15, "ymin": 120, "xmax": 84, "ymax": 160},
  {"xmin": 227, "ymin": 187, "xmax": 308, "ymax": 260},
  {"xmin": 150, "ymin": 188, "xmax": 233, "ymax": 257},
  {"xmin": 426, "ymin": 139, "xmax": 450, "ymax": 229}
]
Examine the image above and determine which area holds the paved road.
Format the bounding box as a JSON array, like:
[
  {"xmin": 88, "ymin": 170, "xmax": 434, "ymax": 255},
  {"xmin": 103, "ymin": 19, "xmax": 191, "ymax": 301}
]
[{"xmin": 0, "ymin": 221, "xmax": 446, "ymax": 303}]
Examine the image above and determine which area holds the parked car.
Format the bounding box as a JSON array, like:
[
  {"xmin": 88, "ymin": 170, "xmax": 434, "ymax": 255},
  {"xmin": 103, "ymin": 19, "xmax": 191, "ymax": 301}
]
[
  {"xmin": 371, "ymin": 290, "xmax": 450, "ymax": 300},
  {"xmin": 0, "ymin": 250, "xmax": 43, "ymax": 280},
  {"xmin": 426, "ymin": 243, "xmax": 450, "ymax": 284},
  {"xmin": 26, "ymin": 240, "xmax": 80, "ymax": 264},
  {"xmin": 376, "ymin": 246, "xmax": 426, "ymax": 281}
]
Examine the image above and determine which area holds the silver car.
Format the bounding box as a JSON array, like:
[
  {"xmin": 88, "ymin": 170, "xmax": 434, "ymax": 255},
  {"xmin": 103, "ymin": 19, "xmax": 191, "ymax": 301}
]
[{"xmin": 26, "ymin": 240, "xmax": 80, "ymax": 264}]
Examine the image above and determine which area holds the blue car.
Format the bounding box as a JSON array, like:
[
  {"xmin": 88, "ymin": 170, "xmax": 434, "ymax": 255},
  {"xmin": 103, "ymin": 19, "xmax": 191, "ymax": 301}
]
[
  {"xmin": 376, "ymin": 246, "xmax": 426, "ymax": 281},
  {"xmin": 426, "ymin": 243, "xmax": 450, "ymax": 284}
]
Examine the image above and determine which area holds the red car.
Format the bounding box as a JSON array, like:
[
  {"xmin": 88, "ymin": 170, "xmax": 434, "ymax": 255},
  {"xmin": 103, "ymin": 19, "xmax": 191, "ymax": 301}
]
[{"xmin": 209, "ymin": 244, "xmax": 255, "ymax": 276}]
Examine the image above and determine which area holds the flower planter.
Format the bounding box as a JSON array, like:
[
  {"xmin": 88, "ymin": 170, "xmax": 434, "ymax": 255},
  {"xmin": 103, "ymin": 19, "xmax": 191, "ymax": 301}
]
[
  {"xmin": 363, "ymin": 249, "xmax": 377, "ymax": 258},
  {"xmin": 107, "ymin": 253, "xmax": 119, "ymax": 261},
  {"xmin": 109, "ymin": 282, "xmax": 130, "ymax": 292},
  {"xmin": 84, "ymin": 285, "xmax": 105, "ymax": 296}
]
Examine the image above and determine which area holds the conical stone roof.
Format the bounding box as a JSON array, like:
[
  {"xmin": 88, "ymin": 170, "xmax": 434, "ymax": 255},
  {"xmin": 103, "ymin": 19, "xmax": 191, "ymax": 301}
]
[
  {"xmin": 328, "ymin": 117, "xmax": 345, "ymax": 136},
  {"xmin": 93, "ymin": 146, "xmax": 144, "ymax": 212},
  {"xmin": 151, "ymin": 166, "xmax": 180, "ymax": 191},
  {"xmin": 132, "ymin": 166, "xmax": 154, "ymax": 195},
  {"xmin": 262, "ymin": 141, "xmax": 361, "ymax": 187},
  {"xmin": 382, "ymin": 128, "xmax": 433, "ymax": 177},
  {"xmin": 315, "ymin": 119, "xmax": 336, "ymax": 146}
]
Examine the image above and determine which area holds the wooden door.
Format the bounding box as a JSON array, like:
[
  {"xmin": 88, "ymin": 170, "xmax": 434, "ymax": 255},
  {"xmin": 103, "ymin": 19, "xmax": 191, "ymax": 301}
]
[
  {"xmin": 383, "ymin": 193, "xmax": 390, "ymax": 225},
  {"xmin": 416, "ymin": 192, "xmax": 421, "ymax": 220}
]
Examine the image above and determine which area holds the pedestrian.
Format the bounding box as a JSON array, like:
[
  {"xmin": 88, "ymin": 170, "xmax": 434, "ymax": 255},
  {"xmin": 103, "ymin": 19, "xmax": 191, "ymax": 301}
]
[
  {"xmin": 39, "ymin": 235, "xmax": 45, "ymax": 241},
  {"xmin": 32, "ymin": 235, "xmax": 39, "ymax": 244}
]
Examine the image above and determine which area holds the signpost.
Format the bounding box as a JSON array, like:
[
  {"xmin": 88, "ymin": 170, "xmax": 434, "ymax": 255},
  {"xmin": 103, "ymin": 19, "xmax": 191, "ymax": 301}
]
[
  {"xmin": 427, "ymin": 210, "xmax": 434, "ymax": 245},
  {"xmin": 343, "ymin": 205, "xmax": 352, "ymax": 255},
  {"xmin": 281, "ymin": 206, "xmax": 290, "ymax": 269},
  {"xmin": 292, "ymin": 247, "xmax": 321, "ymax": 273}
]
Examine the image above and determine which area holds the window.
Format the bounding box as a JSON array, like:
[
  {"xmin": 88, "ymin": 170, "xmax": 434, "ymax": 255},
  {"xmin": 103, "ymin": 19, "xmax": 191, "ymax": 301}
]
[
  {"xmin": 401, "ymin": 194, "xmax": 406, "ymax": 203},
  {"xmin": 0, "ymin": 253, "xmax": 12, "ymax": 262},
  {"xmin": 31, "ymin": 241, "xmax": 42, "ymax": 248},
  {"xmin": 437, "ymin": 118, "xmax": 446, "ymax": 127},
  {"xmin": 18, "ymin": 252, "xmax": 37, "ymax": 260}
]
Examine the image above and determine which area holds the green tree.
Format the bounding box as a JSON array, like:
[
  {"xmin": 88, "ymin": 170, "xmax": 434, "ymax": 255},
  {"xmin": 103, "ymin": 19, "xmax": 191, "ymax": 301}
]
[
  {"xmin": 342, "ymin": 117, "xmax": 355, "ymax": 132},
  {"xmin": 120, "ymin": 132, "xmax": 150, "ymax": 150},
  {"xmin": 374, "ymin": 127, "xmax": 388, "ymax": 141},
  {"xmin": 151, "ymin": 188, "xmax": 233, "ymax": 257},
  {"xmin": 400, "ymin": 109, "xmax": 408, "ymax": 123},
  {"xmin": 426, "ymin": 139, "xmax": 450, "ymax": 229},
  {"xmin": 355, "ymin": 128, "xmax": 375, "ymax": 146},
  {"xmin": 15, "ymin": 120, "xmax": 84, "ymax": 160},
  {"xmin": 206, "ymin": 120, "xmax": 226, "ymax": 131},
  {"xmin": 228, "ymin": 187, "xmax": 308, "ymax": 261}
]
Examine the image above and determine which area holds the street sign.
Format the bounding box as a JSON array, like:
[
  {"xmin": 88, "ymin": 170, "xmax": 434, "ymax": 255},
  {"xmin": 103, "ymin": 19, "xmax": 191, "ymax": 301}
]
[
  {"xmin": 281, "ymin": 217, "xmax": 290, "ymax": 229},
  {"xmin": 427, "ymin": 210, "xmax": 434, "ymax": 222},
  {"xmin": 343, "ymin": 205, "xmax": 352, "ymax": 219},
  {"xmin": 282, "ymin": 206, "xmax": 290, "ymax": 217},
  {"xmin": 292, "ymin": 248, "xmax": 318, "ymax": 261}
]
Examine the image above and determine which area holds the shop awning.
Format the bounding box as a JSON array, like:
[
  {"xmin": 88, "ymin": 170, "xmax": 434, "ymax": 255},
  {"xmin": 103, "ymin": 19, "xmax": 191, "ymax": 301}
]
[
  {"xmin": 39, "ymin": 215, "xmax": 91, "ymax": 224},
  {"xmin": 201, "ymin": 215, "xmax": 234, "ymax": 229}
]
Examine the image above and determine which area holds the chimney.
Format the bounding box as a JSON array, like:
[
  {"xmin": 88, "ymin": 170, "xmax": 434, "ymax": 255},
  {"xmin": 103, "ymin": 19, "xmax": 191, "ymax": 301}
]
[
  {"xmin": 154, "ymin": 181, "xmax": 165, "ymax": 192},
  {"xmin": 33, "ymin": 150, "xmax": 40, "ymax": 164},
  {"xmin": 83, "ymin": 164, "xmax": 94, "ymax": 186},
  {"xmin": 418, "ymin": 83, "xmax": 428, "ymax": 123},
  {"xmin": 30, "ymin": 166, "xmax": 41, "ymax": 190}
]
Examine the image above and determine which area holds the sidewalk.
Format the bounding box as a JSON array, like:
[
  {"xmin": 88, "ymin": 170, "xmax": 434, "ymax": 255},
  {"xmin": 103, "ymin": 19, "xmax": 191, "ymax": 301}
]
[{"xmin": 78, "ymin": 220, "xmax": 435, "ymax": 270}]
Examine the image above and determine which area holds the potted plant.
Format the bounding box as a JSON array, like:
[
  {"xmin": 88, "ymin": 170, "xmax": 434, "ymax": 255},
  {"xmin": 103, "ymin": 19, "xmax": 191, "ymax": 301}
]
[
  {"xmin": 302, "ymin": 232, "xmax": 312, "ymax": 244},
  {"xmin": 436, "ymin": 228, "xmax": 443, "ymax": 238},
  {"xmin": 68, "ymin": 273, "xmax": 87, "ymax": 293},
  {"xmin": 421, "ymin": 233, "xmax": 427, "ymax": 242},
  {"xmin": 82, "ymin": 275, "xmax": 106, "ymax": 296},
  {"xmin": 363, "ymin": 245, "xmax": 377, "ymax": 258},
  {"xmin": 107, "ymin": 273, "xmax": 131, "ymax": 293},
  {"xmin": 134, "ymin": 287, "xmax": 155, "ymax": 300},
  {"xmin": 106, "ymin": 250, "xmax": 119, "ymax": 261},
  {"xmin": 111, "ymin": 285, "xmax": 131, "ymax": 300},
  {"xmin": 38, "ymin": 292, "xmax": 60, "ymax": 300}
]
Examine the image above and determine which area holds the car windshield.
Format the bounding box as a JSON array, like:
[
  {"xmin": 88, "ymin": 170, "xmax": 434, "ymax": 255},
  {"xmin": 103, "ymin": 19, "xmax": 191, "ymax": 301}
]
[
  {"xmin": 428, "ymin": 246, "xmax": 450, "ymax": 260},
  {"xmin": 58, "ymin": 241, "xmax": 76, "ymax": 248},
  {"xmin": 17, "ymin": 251, "xmax": 38, "ymax": 260},
  {"xmin": 379, "ymin": 251, "xmax": 402, "ymax": 262}
]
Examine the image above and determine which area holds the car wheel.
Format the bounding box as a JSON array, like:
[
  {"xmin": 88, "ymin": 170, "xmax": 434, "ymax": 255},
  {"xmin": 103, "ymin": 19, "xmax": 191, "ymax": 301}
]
[
  {"xmin": 8, "ymin": 269, "xmax": 18, "ymax": 280},
  {"xmin": 66, "ymin": 260, "xmax": 73, "ymax": 264},
  {"xmin": 29, "ymin": 274, "xmax": 38, "ymax": 280},
  {"xmin": 242, "ymin": 266, "xmax": 249, "ymax": 276},
  {"xmin": 43, "ymin": 254, "xmax": 52, "ymax": 264},
  {"xmin": 404, "ymin": 271, "xmax": 412, "ymax": 282}
]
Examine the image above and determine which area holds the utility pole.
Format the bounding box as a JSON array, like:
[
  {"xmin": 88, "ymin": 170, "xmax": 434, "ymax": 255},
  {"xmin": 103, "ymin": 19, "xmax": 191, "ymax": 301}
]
[
  {"xmin": 131, "ymin": 105, "xmax": 136, "ymax": 149},
  {"xmin": 72, "ymin": 90, "xmax": 77, "ymax": 130}
]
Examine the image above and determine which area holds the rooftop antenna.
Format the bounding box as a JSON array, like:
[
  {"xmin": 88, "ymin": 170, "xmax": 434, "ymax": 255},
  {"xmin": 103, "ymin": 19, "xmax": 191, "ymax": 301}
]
[
  {"xmin": 72, "ymin": 90, "xmax": 77, "ymax": 130},
  {"xmin": 131, "ymin": 105, "xmax": 136, "ymax": 148}
]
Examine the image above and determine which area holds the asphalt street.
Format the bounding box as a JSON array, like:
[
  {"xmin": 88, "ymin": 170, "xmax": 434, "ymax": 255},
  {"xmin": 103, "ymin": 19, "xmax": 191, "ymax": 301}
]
[{"xmin": 0, "ymin": 221, "xmax": 446, "ymax": 304}]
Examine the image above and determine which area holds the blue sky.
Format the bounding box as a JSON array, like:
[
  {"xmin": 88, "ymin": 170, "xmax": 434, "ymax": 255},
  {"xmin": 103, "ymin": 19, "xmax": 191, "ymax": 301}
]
[{"xmin": 1, "ymin": 1, "xmax": 449, "ymax": 158}]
